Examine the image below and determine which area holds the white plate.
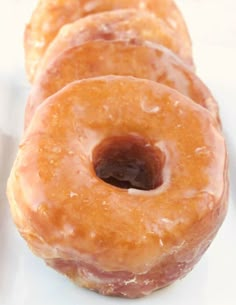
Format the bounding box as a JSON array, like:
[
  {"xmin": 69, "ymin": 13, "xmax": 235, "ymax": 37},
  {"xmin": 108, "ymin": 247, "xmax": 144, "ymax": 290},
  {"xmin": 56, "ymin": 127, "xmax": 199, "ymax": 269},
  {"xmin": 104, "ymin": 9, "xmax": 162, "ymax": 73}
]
[{"xmin": 1, "ymin": 1, "xmax": 236, "ymax": 304}]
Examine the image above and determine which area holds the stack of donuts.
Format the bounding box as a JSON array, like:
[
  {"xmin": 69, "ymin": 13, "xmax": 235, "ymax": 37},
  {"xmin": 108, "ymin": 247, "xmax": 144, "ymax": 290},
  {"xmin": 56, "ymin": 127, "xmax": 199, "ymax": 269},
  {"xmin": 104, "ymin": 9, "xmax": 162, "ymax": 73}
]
[{"xmin": 7, "ymin": 0, "xmax": 228, "ymax": 298}]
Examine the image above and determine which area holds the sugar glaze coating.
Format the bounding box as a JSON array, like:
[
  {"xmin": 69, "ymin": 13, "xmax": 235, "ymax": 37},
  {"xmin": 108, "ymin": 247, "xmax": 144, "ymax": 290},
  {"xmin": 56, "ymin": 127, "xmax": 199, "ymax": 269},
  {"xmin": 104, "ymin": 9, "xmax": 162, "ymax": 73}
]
[
  {"xmin": 34, "ymin": 9, "xmax": 193, "ymax": 81},
  {"xmin": 25, "ymin": 40, "xmax": 219, "ymax": 128},
  {"xmin": 8, "ymin": 77, "xmax": 228, "ymax": 297},
  {"xmin": 25, "ymin": 0, "xmax": 192, "ymax": 82}
]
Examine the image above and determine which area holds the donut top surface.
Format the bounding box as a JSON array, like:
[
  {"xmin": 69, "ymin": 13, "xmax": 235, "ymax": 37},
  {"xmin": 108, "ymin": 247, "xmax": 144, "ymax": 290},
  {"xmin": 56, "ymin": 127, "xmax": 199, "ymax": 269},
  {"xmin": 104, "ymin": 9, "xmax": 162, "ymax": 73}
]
[
  {"xmin": 35, "ymin": 9, "xmax": 193, "ymax": 81},
  {"xmin": 25, "ymin": 0, "xmax": 192, "ymax": 82},
  {"xmin": 8, "ymin": 76, "xmax": 227, "ymax": 274},
  {"xmin": 26, "ymin": 40, "xmax": 218, "ymax": 128}
]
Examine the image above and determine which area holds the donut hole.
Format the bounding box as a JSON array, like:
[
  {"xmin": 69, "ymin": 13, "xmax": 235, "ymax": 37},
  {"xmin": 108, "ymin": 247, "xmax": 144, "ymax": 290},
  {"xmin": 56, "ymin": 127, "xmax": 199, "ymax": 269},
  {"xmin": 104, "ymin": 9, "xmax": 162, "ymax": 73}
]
[{"xmin": 93, "ymin": 135, "xmax": 165, "ymax": 190}]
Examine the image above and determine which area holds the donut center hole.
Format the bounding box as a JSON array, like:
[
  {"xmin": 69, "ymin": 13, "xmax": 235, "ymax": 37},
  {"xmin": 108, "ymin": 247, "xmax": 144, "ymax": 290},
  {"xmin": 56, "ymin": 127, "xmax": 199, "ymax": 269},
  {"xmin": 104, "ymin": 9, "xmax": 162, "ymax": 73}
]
[{"xmin": 93, "ymin": 135, "xmax": 165, "ymax": 190}]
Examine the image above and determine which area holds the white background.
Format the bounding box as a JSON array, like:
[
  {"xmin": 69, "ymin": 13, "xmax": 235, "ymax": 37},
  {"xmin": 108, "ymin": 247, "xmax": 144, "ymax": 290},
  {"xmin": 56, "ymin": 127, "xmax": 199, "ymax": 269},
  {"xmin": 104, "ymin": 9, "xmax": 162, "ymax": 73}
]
[{"xmin": 0, "ymin": 1, "xmax": 236, "ymax": 304}]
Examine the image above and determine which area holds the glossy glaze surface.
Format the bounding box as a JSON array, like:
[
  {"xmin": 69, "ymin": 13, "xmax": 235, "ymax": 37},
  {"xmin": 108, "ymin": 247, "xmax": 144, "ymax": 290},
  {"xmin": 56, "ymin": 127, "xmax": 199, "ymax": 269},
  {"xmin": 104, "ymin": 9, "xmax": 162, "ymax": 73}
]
[
  {"xmin": 7, "ymin": 77, "xmax": 228, "ymax": 297},
  {"xmin": 1, "ymin": 0, "xmax": 235, "ymax": 304},
  {"xmin": 25, "ymin": 0, "xmax": 192, "ymax": 82},
  {"xmin": 25, "ymin": 41, "xmax": 218, "ymax": 128},
  {"xmin": 34, "ymin": 9, "xmax": 193, "ymax": 82}
]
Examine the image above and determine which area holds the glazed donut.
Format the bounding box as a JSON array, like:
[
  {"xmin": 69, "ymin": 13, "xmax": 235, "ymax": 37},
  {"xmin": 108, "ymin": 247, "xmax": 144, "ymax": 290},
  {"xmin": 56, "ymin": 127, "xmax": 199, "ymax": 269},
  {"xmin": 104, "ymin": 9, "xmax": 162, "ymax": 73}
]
[
  {"xmin": 25, "ymin": 40, "xmax": 219, "ymax": 128},
  {"xmin": 7, "ymin": 77, "xmax": 228, "ymax": 297},
  {"xmin": 34, "ymin": 9, "xmax": 193, "ymax": 81},
  {"xmin": 25, "ymin": 0, "xmax": 192, "ymax": 82}
]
